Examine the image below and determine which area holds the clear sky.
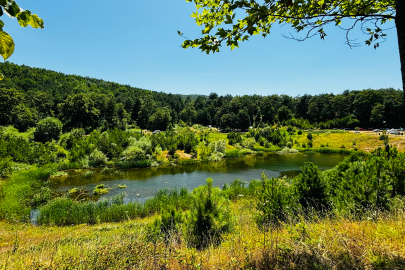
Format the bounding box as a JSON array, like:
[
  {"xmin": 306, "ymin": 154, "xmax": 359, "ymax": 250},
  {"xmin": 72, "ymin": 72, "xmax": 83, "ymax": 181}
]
[{"xmin": 3, "ymin": 0, "xmax": 401, "ymax": 97}]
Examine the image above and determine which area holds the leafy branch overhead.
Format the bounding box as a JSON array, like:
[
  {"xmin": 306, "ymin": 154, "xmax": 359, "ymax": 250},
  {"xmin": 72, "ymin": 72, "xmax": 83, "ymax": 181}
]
[
  {"xmin": 0, "ymin": 0, "xmax": 44, "ymax": 61},
  {"xmin": 180, "ymin": 0, "xmax": 395, "ymax": 53}
]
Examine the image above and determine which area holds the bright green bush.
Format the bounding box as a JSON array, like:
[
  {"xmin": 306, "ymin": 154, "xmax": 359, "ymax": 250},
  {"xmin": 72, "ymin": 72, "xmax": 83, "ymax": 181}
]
[
  {"xmin": 34, "ymin": 117, "xmax": 63, "ymax": 142},
  {"xmin": 241, "ymin": 137, "xmax": 256, "ymax": 149},
  {"xmin": 88, "ymin": 149, "xmax": 108, "ymax": 167}
]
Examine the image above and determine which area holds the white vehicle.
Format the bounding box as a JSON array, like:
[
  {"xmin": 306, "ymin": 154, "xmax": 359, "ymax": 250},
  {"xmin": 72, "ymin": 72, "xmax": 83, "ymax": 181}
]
[{"xmin": 373, "ymin": 129, "xmax": 381, "ymax": 132}]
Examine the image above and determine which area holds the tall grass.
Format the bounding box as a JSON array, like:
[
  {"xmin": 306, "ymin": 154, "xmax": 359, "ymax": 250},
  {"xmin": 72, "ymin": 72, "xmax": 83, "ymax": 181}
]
[
  {"xmin": 2, "ymin": 198, "xmax": 405, "ymax": 269},
  {"xmin": 38, "ymin": 188, "xmax": 192, "ymax": 226},
  {"xmin": 225, "ymin": 149, "xmax": 241, "ymax": 158},
  {"xmin": 0, "ymin": 164, "xmax": 58, "ymax": 221}
]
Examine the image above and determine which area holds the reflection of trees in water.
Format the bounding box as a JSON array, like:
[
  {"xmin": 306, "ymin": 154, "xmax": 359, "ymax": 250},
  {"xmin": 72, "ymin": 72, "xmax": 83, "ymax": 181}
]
[{"xmin": 242, "ymin": 156, "xmax": 257, "ymax": 167}]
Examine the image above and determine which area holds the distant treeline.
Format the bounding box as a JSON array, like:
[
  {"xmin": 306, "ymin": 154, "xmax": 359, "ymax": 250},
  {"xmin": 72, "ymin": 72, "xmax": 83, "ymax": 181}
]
[{"xmin": 0, "ymin": 62, "xmax": 403, "ymax": 131}]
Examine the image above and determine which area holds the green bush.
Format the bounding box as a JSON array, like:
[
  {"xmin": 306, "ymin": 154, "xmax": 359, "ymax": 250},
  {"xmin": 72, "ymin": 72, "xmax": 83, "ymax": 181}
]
[
  {"xmin": 88, "ymin": 149, "xmax": 108, "ymax": 167},
  {"xmin": 293, "ymin": 162, "xmax": 328, "ymax": 210},
  {"xmin": 34, "ymin": 117, "xmax": 63, "ymax": 142},
  {"xmin": 0, "ymin": 156, "xmax": 13, "ymax": 177},
  {"xmin": 333, "ymin": 158, "xmax": 391, "ymax": 215},
  {"xmin": 185, "ymin": 178, "xmax": 234, "ymax": 250},
  {"xmin": 256, "ymin": 173, "xmax": 296, "ymax": 229},
  {"xmin": 225, "ymin": 149, "xmax": 241, "ymax": 158},
  {"xmin": 146, "ymin": 207, "xmax": 183, "ymax": 244}
]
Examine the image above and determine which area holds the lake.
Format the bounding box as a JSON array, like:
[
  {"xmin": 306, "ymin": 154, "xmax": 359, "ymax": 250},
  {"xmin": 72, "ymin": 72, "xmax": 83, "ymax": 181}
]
[{"xmin": 50, "ymin": 152, "xmax": 346, "ymax": 202}]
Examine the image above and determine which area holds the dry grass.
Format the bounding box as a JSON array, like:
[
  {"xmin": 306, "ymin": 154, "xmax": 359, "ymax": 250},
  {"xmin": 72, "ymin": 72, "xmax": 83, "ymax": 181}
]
[
  {"xmin": 293, "ymin": 131, "xmax": 405, "ymax": 152},
  {"xmin": 1, "ymin": 199, "xmax": 405, "ymax": 269}
]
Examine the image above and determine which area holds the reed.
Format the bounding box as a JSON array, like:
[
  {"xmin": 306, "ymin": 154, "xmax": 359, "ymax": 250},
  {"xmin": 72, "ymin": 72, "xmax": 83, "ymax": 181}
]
[{"xmin": 38, "ymin": 188, "xmax": 193, "ymax": 226}]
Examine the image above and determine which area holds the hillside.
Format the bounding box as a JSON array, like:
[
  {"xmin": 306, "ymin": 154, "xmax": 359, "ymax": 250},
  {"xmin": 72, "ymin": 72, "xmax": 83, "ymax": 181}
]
[{"xmin": 0, "ymin": 62, "xmax": 403, "ymax": 132}]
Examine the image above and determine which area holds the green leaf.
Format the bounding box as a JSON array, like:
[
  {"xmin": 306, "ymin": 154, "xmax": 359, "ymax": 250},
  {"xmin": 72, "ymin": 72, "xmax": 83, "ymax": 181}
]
[
  {"xmin": 0, "ymin": 30, "xmax": 14, "ymax": 60},
  {"xmin": 0, "ymin": 73, "xmax": 4, "ymax": 80},
  {"xmin": 29, "ymin": 14, "xmax": 44, "ymax": 29},
  {"xmin": 17, "ymin": 10, "xmax": 31, "ymax": 27},
  {"xmin": 225, "ymin": 15, "xmax": 233, "ymax": 24},
  {"xmin": 5, "ymin": 1, "xmax": 20, "ymax": 17}
]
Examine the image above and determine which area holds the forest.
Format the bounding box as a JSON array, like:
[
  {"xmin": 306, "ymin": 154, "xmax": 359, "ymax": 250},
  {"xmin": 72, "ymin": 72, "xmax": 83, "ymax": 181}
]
[
  {"xmin": 0, "ymin": 62, "xmax": 404, "ymax": 133},
  {"xmin": 1, "ymin": 62, "xmax": 405, "ymax": 269}
]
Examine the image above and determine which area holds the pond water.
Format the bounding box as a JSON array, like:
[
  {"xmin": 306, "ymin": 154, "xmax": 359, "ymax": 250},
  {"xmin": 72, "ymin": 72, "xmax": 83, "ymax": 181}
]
[{"xmin": 51, "ymin": 152, "xmax": 346, "ymax": 202}]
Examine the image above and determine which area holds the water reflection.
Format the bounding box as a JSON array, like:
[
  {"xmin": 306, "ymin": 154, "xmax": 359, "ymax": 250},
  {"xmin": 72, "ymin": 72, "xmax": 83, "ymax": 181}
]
[{"xmin": 51, "ymin": 152, "xmax": 346, "ymax": 201}]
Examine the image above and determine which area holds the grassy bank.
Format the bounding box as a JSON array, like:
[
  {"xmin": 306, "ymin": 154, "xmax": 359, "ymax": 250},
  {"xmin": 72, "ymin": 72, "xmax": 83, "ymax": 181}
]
[
  {"xmin": 1, "ymin": 200, "xmax": 405, "ymax": 269},
  {"xmin": 0, "ymin": 164, "xmax": 57, "ymax": 222}
]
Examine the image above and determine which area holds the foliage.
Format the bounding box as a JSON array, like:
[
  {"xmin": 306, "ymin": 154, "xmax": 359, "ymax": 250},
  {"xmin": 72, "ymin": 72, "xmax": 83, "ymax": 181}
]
[
  {"xmin": 256, "ymin": 173, "xmax": 296, "ymax": 229},
  {"xmin": 180, "ymin": 1, "xmax": 394, "ymax": 59},
  {"xmin": 0, "ymin": 62, "xmax": 404, "ymax": 130},
  {"xmin": 293, "ymin": 162, "xmax": 328, "ymax": 210},
  {"xmin": 0, "ymin": 164, "xmax": 57, "ymax": 221},
  {"xmin": 185, "ymin": 178, "xmax": 234, "ymax": 249},
  {"xmin": 34, "ymin": 117, "xmax": 63, "ymax": 143},
  {"xmin": 121, "ymin": 137, "xmax": 152, "ymax": 161},
  {"xmin": 0, "ymin": 156, "xmax": 13, "ymax": 177},
  {"xmin": 88, "ymin": 149, "xmax": 108, "ymax": 167},
  {"xmin": 93, "ymin": 184, "xmax": 108, "ymax": 195},
  {"xmin": 0, "ymin": 1, "xmax": 43, "ymax": 61}
]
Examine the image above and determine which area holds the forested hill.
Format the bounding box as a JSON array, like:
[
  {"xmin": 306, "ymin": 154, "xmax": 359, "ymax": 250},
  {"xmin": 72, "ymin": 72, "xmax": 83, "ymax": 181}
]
[{"xmin": 0, "ymin": 62, "xmax": 403, "ymax": 132}]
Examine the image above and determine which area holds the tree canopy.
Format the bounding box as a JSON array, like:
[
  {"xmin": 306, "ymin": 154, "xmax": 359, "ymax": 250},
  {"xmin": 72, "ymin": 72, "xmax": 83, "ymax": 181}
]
[{"xmin": 180, "ymin": 1, "xmax": 404, "ymax": 100}]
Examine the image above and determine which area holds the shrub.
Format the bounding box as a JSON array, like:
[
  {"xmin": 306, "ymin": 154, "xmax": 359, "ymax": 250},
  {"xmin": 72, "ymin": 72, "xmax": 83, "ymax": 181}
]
[
  {"xmin": 333, "ymin": 158, "xmax": 391, "ymax": 215},
  {"xmin": 241, "ymin": 137, "xmax": 256, "ymax": 149},
  {"xmin": 256, "ymin": 173, "xmax": 296, "ymax": 229},
  {"xmin": 208, "ymin": 152, "xmax": 225, "ymax": 162},
  {"xmin": 297, "ymin": 130, "xmax": 303, "ymax": 135},
  {"xmin": 287, "ymin": 142, "xmax": 293, "ymax": 149},
  {"xmin": 222, "ymin": 179, "xmax": 248, "ymax": 200},
  {"xmin": 225, "ymin": 149, "xmax": 240, "ymax": 158},
  {"xmin": 293, "ymin": 162, "xmax": 328, "ymax": 210},
  {"xmin": 83, "ymin": 170, "xmax": 95, "ymax": 178},
  {"xmin": 34, "ymin": 117, "xmax": 63, "ymax": 142},
  {"xmin": 307, "ymin": 141, "xmax": 313, "ymax": 148},
  {"xmin": 146, "ymin": 207, "xmax": 183, "ymax": 244},
  {"xmin": 240, "ymin": 148, "xmax": 255, "ymax": 155},
  {"xmin": 88, "ymin": 149, "xmax": 108, "ymax": 167},
  {"xmin": 307, "ymin": 133, "xmax": 313, "ymax": 141},
  {"xmin": 185, "ymin": 178, "xmax": 234, "ymax": 250},
  {"xmin": 0, "ymin": 156, "xmax": 13, "ymax": 178},
  {"xmin": 208, "ymin": 140, "xmax": 227, "ymax": 154}
]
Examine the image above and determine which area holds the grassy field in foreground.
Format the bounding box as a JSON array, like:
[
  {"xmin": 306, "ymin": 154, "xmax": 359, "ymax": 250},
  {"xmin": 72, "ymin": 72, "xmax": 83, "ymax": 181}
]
[{"xmin": 1, "ymin": 199, "xmax": 405, "ymax": 270}]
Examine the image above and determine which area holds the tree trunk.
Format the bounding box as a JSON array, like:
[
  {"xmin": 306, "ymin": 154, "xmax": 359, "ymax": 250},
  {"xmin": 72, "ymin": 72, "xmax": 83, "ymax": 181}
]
[{"xmin": 396, "ymin": 0, "xmax": 405, "ymax": 106}]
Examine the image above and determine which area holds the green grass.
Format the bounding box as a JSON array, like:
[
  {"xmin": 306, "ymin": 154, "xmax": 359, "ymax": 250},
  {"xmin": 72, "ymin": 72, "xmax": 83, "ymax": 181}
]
[
  {"xmin": 116, "ymin": 160, "xmax": 151, "ymax": 169},
  {"xmin": 0, "ymin": 164, "xmax": 58, "ymax": 221},
  {"xmin": 38, "ymin": 188, "xmax": 192, "ymax": 226},
  {"xmin": 225, "ymin": 149, "xmax": 241, "ymax": 158}
]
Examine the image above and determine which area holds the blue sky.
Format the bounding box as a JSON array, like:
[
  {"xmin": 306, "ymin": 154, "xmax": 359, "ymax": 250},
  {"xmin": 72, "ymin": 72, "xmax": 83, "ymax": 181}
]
[{"xmin": 3, "ymin": 0, "xmax": 401, "ymax": 96}]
